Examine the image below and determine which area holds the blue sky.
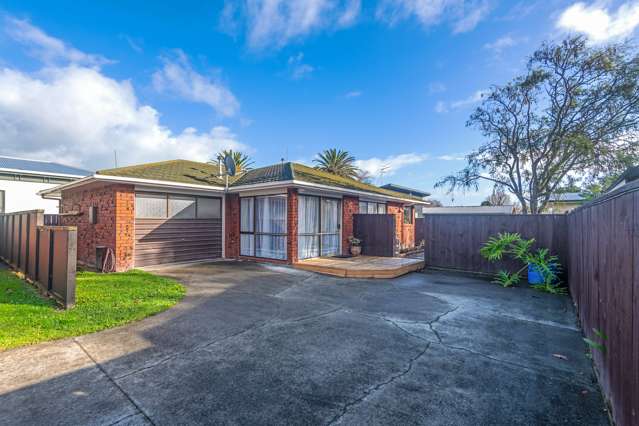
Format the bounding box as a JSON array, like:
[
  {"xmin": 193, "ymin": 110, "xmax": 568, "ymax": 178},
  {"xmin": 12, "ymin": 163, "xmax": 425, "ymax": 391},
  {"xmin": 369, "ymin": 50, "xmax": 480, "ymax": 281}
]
[{"xmin": 1, "ymin": 1, "xmax": 638, "ymax": 204}]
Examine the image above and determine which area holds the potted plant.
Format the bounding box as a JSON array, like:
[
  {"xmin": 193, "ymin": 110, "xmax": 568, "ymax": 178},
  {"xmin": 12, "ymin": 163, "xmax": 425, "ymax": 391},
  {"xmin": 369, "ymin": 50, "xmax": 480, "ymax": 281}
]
[
  {"xmin": 348, "ymin": 237, "xmax": 362, "ymax": 256},
  {"xmin": 480, "ymin": 232, "xmax": 565, "ymax": 294}
]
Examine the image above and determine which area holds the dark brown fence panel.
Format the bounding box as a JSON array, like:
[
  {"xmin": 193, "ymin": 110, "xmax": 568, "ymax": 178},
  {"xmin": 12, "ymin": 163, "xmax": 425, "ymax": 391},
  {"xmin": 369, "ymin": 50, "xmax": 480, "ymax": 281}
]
[
  {"xmin": 0, "ymin": 210, "xmax": 76, "ymax": 308},
  {"xmin": 567, "ymin": 183, "xmax": 638, "ymax": 426},
  {"xmin": 423, "ymin": 213, "xmax": 569, "ymax": 276},
  {"xmin": 353, "ymin": 214, "xmax": 396, "ymax": 257},
  {"xmin": 415, "ymin": 217, "xmax": 425, "ymax": 246}
]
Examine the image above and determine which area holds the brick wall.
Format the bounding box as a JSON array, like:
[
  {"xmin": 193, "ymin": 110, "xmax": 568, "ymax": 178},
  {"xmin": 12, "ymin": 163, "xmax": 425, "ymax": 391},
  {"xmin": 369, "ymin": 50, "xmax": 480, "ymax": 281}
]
[
  {"xmin": 287, "ymin": 188, "xmax": 298, "ymax": 264},
  {"xmin": 342, "ymin": 196, "xmax": 359, "ymax": 255},
  {"xmin": 60, "ymin": 183, "xmax": 135, "ymax": 271},
  {"xmin": 225, "ymin": 193, "xmax": 240, "ymax": 259}
]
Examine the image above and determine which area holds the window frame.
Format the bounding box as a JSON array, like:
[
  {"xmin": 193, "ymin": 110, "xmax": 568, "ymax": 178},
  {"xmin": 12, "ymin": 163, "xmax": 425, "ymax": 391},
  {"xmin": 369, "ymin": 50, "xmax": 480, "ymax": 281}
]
[
  {"xmin": 297, "ymin": 194, "xmax": 342, "ymax": 259},
  {"xmin": 239, "ymin": 194, "xmax": 288, "ymax": 260},
  {"xmin": 134, "ymin": 192, "xmax": 222, "ymax": 220},
  {"xmin": 0, "ymin": 189, "xmax": 4, "ymax": 214},
  {"xmin": 358, "ymin": 201, "xmax": 386, "ymax": 215}
]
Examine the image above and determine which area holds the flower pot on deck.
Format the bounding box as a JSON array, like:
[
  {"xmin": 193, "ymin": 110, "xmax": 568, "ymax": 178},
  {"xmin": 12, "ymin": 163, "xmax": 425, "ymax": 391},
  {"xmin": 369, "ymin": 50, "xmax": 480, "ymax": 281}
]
[{"xmin": 350, "ymin": 246, "xmax": 362, "ymax": 256}]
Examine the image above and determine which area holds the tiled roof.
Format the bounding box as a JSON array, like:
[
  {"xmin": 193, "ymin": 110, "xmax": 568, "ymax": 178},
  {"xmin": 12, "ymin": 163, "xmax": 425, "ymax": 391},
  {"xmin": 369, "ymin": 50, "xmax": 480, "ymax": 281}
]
[
  {"xmin": 0, "ymin": 156, "xmax": 91, "ymax": 177},
  {"xmin": 97, "ymin": 160, "xmax": 227, "ymax": 186},
  {"xmin": 380, "ymin": 183, "xmax": 430, "ymax": 198},
  {"xmin": 96, "ymin": 159, "xmax": 423, "ymax": 201},
  {"xmin": 548, "ymin": 192, "xmax": 586, "ymax": 203}
]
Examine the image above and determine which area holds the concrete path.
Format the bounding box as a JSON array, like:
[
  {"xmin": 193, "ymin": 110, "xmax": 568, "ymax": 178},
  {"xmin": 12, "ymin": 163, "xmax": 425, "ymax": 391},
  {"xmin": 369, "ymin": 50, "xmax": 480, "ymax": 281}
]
[{"xmin": 0, "ymin": 262, "xmax": 608, "ymax": 425}]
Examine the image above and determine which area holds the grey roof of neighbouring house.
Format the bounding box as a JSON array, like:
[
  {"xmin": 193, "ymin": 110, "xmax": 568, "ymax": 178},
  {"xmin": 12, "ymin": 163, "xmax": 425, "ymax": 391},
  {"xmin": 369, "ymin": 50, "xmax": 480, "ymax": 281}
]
[
  {"xmin": 0, "ymin": 156, "xmax": 91, "ymax": 177},
  {"xmin": 548, "ymin": 192, "xmax": 586, "ymax": 203},
  {"xmin": 380, "ymin": 183, "xmax": 431, "ymax": 198},
  {"xmin": 422, "ymin": 205, "xmax": 515, "ymax": 214}
]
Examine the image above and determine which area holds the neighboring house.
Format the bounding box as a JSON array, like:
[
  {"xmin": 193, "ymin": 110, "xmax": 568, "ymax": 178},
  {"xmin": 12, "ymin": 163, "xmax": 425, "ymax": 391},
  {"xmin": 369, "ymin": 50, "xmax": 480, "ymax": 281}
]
[
  {"xmin": 380, "ymin": 184, "xmax": 431, "ymax": 218},
  {"xmin": 545, "ymin": 192, "xmax": 586, "ymax": 214},
  {"xmin": 0, "ymin": 156, "xmax": 91, "ymax": 214},
  {"xmin": 606, "ymin": 165, "xmax": 639, "ymax": 192},
  {"xmin": 422, "ymin": 205, "xmax": 516, "ymax": 215},
  {"xmin": 40, "ymin": 160, "xmax": 426, "ymax": 271}
]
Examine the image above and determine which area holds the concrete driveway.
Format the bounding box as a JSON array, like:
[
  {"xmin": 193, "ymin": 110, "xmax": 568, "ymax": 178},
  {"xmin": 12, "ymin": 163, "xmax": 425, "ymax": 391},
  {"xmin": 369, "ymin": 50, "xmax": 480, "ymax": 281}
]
[{"xmin": 0, "ymin": 261, "xmax": 608, "ymax": 425}]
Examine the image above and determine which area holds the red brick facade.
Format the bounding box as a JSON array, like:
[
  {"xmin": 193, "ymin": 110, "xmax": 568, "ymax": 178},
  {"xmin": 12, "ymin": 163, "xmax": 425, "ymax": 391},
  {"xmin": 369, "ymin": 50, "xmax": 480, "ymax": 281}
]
[
  {"xmin": 341, "ymin": 196, "xmax": 359, "ymax": 255},
  {"xmin": 225, "ymin": 193, "xmax": 240, "ymax": 259},
  {"xmin": 286, "ymin": 188, "xmax": 299, "ymax": 264},
  {"xmin": 60, "ymin": 182, "xmax": 135, "ymax": 271},
  {"xmin": 60, "ymin": 182, "xmax": 417, "ymax": 271}
]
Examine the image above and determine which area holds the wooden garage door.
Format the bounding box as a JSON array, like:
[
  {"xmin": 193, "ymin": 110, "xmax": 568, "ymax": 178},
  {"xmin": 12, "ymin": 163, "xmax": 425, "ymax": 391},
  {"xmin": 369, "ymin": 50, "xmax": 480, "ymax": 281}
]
[{"xmin": 134, "ymin": 193, "xmax": 222, "ymax": 267}]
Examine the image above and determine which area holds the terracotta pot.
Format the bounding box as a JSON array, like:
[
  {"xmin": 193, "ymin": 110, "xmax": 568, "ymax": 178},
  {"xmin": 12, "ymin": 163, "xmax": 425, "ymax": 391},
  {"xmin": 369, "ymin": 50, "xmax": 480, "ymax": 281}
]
[{"xmin": 350, "ymin": 245, "xmax": 362, "ymax": 256}]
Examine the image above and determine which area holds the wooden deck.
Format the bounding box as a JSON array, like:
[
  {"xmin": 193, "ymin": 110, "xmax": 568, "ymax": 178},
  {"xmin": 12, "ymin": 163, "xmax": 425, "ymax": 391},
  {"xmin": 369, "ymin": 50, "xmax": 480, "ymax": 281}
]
[{"xmin": 294, "ymin": 256, "xmax": 424, "ymax": 279}]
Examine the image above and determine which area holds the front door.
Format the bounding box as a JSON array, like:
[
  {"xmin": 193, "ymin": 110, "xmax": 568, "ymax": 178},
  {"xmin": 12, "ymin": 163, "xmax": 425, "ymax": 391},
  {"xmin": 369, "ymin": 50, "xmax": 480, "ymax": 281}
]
[{"xmin": 298, "ymin": 195, "xmax": 341, "ymax": 260}]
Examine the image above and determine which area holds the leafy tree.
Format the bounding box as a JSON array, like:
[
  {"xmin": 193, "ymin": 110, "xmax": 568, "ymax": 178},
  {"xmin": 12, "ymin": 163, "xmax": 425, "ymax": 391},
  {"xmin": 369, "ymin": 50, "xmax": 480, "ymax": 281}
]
[
  {"xmin": 436, "ymin": 37, "xmax": 639, "ymax": 213},
  {"xmin": 484, "ymin": 187, "xmax": 511, "ymax": 206},
  {"xmin": 213, "ymin": 150, "xmax": 254, "ymax": 173},
  {"xmin": 314, "ymin": 149, "xmax": 359, "ymax": 179}
]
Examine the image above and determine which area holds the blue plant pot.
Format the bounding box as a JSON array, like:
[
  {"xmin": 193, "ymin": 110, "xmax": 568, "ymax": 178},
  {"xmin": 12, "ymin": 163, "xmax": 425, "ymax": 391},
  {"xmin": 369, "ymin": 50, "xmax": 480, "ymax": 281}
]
[{"xmin": 528, "ymin": 263, "xmax": 557, "ymax": 285}]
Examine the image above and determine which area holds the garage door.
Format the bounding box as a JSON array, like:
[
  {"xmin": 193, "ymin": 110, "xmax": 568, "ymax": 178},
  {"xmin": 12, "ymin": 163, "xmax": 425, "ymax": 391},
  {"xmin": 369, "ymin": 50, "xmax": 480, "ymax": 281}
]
[{"xmin": 134, "ymin": 192, "xmax": 222, "ymax": 267}]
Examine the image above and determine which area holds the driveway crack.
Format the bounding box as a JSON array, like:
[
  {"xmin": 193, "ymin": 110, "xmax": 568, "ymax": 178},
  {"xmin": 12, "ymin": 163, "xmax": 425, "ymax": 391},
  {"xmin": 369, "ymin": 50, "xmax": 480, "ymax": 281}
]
[
  {"xmin": 326, "ymin": 343, "xmax": 431, "ymax": 426},
  {"xmin": 73, "ymin": 338, "xmax": 156, "ymax": 426}
]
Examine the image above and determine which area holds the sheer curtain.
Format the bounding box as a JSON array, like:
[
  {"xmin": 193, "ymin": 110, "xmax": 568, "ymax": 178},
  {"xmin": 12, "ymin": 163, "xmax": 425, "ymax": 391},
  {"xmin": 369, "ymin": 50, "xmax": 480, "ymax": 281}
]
[
  {"xmin": 298, "ymin": 196, "xmax": 319, "ymax": 259},
  {"xmin": 255, "ymin": 196, "xmax": 287, "ymax": 259},
  {"xmin": 240, "ymin": 198, "xmax": 254, "ymax": 256},
  {"xmin": 321, "ymin": 198, "xmax": 340, "ymax": 256}
]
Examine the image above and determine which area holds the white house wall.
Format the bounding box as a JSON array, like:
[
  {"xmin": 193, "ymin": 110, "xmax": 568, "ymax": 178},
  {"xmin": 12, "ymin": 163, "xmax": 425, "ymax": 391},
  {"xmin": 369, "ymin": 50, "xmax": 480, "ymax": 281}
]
[{"xmin": 0, "ymin": 180, "xmax": 61, "ymax": 213}]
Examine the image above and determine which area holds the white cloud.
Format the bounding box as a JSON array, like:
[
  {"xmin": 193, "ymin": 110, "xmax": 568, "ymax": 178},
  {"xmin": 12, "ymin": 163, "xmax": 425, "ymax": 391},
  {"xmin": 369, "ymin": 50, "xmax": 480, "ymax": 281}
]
[
  {"xmin": 0, "ymin": 66, "xmax": 246, "ymax": 170},
  {"xmin": 152, "ymin": 50, "xmax": 239, "ymax": 116},
  {"xmin": 355, "ymin": 153, "xmax": 429, "ymax": 177},
  {"xmin": 436, "ymin": 89, "xmax": 488, "ymax": 113},
  {"xmin": 4, "ymin": 17, "xmax": 113, "ymax": 67},
  {"xmin": 287, "ymin": 52, "xmax": 315, "ymax": 79},
  {"xmin": 556, "ymin": 2, "xmax": 639, "ymax": 43},
  {"xmin": 483, "ymin": 34, "xmax": 526, "ymax": 53},
  {"xmin": 223, "ymin": 0, "xmax": 361, "ymax": 49},
  {"xmin": 436, "ymin": 153, "xmax": 466, "ymax": 161},
  {"xmin": 344, "ymin": 90, "xmax": 362, "ymax": 98},
  {"xmin": 375, "ymin": 0, "xmax": 491, "ymax": 33}
]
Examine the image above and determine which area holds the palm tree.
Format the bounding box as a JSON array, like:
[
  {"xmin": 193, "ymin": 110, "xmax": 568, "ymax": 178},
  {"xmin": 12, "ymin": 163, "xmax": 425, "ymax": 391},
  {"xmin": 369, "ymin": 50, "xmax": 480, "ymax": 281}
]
[
  {"xmin": 212, "ymin": 150, "xmax": 254, "ymax": 174},
  {"xmin": 314, "ymin": 149, "xmax": 359, "ymax": 179}
]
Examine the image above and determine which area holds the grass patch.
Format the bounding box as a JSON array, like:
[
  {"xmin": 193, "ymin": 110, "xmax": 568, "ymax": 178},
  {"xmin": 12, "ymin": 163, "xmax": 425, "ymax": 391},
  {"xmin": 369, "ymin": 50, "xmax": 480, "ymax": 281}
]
[{"xmin": 0, "ymin": 268, "xmax": 186, "ymax": 351}]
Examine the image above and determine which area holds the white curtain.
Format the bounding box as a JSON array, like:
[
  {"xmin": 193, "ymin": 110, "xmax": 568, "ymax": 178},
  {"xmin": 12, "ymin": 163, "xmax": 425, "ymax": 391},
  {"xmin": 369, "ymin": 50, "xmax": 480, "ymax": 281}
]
[
  {"xmin": 321, "ymin": 198, "xmax": 340, "ymax": 256},
  {"xmin": 298, "ymin": 196, "xmax": 319, "ymax": 259},
  {"xmin": 240, "ymin": 198, "xmax": 254, "ymax": 256},
  {"xmin": 255, "ymin": 196, "xmax": 287, "ymax": 259}
]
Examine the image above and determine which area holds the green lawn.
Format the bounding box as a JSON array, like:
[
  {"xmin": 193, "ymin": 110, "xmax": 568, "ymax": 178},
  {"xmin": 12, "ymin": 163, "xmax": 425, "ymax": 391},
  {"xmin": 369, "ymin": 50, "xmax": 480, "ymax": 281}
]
[{"xmin": 0, "ymin": 268, "xmax": 186, "ymax": 351}]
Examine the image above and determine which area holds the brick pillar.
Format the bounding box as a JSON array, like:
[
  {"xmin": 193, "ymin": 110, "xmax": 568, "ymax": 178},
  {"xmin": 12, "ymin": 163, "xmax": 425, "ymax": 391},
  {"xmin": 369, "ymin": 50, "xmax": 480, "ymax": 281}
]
[
  {"xmin": 341, "ymin": 196, "xmax": 359, "ymax": 255},
  {"xmin": 287, "ymin": 188, "xmax": 298, "ymax": 264},
  {"xmin": 114, "ymin": 185, "xmax": 135, "ymax": 271},
  {"xmin": 225, "ymin": 193, "xmax": 240, "ymax": 258}
]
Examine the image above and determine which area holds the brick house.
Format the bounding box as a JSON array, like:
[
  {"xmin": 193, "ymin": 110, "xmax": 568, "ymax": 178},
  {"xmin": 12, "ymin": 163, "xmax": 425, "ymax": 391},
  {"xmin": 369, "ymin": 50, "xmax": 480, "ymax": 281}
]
[{"xmin": 40, "ymin": 160, "xmax": 426, "ymax": 271}]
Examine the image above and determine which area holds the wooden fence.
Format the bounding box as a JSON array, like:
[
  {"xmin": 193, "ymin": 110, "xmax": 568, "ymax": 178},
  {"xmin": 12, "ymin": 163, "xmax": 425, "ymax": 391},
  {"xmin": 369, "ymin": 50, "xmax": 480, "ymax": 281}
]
[
  {"xmin": 415, "ymin": 217, "xmax": 425, "ymax": 246},
  {"xmin": 421, "ymin": 195, "xmax": 638, "ymax": 425},
  {"xmin": 0, "ymin": 210, "xmax": 77, "ymax": 308},
  {"xmin": 423, "ymin": 213, "xmax": 569, "ymax": 276},
  {"xmin": 353, "ymin": 214, "xmax": 396, "ymax": 257},
  {"xmin": 566, "ymin": 181, "xmax": 638, "ymax": 426}
]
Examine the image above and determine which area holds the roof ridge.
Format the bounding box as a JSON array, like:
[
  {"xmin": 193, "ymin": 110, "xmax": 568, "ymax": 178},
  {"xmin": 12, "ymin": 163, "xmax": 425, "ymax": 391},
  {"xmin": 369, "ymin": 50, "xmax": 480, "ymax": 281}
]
[{"xmin": 97, "ymin": 159, "xmax": 193, "ymax": 174}]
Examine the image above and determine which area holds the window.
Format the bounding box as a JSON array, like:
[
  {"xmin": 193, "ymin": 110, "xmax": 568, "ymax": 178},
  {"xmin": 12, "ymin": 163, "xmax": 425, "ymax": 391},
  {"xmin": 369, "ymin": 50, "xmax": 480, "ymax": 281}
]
[
  {"xmin": 240, "ymin": 195, "xmax": 287, "ymax": 260},
  {"xmin": 298, "ymin": 195, "xmax": 341, "ymax": 259},
  {"xmin": 135, "ymin": 193, "xmax": 167, "ymax": 218},
  {"xmin": 359, "ymin": 201, "xmax": 386, "ymax": 214},
  {"xmin": 403, "ymin": 206, "xmax": 413, "ymax": 224},
  {"xmin": 168, "ymin": 195, "xmax": 196, "ymax": 219},
  {"xmin": 197, "ymin": 197, "xmax": 221, "ymax": 218},
  {"xmin": 135, "ymin": 193, "xmax": 221, "ymax": 219},
  {"xmin": 0, "ymin": 190, "xmax": 4, "ymax": 213}
]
